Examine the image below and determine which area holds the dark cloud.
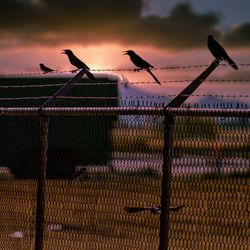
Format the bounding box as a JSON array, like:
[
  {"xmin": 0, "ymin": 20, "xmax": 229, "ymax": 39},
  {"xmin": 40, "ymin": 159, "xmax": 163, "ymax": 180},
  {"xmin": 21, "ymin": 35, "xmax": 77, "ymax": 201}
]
[
  {"xmin": 0, "ymin": 1, "xmax": 249, "ymax": 49},
  {"xmin": 134, "ymin": 3, "xmax": 220, "ymax": 48},
  {"xmin": 0, "ymin": 0, "xmax": 141, "ymax": 30},
  {"xmin": 0, "ymin": 0, "xmax": 142, "ymax": 47},
  {"xmin": 224, "ymin": 23, "xmax": 250, "ymax": 47}
]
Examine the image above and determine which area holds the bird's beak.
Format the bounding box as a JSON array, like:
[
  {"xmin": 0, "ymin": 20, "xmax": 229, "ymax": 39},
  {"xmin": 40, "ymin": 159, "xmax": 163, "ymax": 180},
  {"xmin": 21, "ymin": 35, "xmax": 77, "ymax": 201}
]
[
  {"xmin": 122, "ymin": 51, "xmax": 128, "ymax": 55},
  {"xmin": 61, "ymin": 50, "xmax": 66, "ymax": 54}
]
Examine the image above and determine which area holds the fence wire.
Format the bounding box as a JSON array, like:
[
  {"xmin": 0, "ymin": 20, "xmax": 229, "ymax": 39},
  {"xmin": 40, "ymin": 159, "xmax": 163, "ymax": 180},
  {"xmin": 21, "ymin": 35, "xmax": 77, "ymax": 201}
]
[
  {"xmin": 0, "ymin": 108, "xmax": 249, "ymax": 250},
  {"xmin": 0, "ymin": 74, "xmax": 250, "ymax": 110},
  {"xmin": 1, "ymin": 62, "xmax": 250, "ymax": 76}
]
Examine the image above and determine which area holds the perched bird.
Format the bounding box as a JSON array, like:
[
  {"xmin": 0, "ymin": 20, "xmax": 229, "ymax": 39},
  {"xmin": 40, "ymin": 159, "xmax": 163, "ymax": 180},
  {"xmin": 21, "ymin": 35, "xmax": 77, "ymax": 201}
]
[
  {"xmin": 123, "ymin": 50, "xmax": 161, "ymax": 84},
  {"xmin": 124, "ymin": 205, "xmax": 184, "ymax": 214},
  {"xmin": 207, "ymin": 35, "xmax": 238, "ymax": 70},
  {"xmin": 39, "ymin": 63, "xmax": 55, "ymax": 74},
  {"xmin": 61, "ymin": 49, "xmax": 96, "ymax": 80}
]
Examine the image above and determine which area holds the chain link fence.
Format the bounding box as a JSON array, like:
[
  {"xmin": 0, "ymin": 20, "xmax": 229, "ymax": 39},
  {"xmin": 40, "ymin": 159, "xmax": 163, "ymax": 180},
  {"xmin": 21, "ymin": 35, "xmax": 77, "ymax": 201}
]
[{"xmin": 0, "ymin": 107, "xmax": 249, "ymax": 250}]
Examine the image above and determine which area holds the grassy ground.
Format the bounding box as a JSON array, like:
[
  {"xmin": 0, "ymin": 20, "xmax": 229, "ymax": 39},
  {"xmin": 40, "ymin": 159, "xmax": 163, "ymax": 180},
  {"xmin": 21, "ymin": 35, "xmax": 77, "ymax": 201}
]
[{"xmin": 0, "ymin": 174, "xmax": 249, "ymax": 250}]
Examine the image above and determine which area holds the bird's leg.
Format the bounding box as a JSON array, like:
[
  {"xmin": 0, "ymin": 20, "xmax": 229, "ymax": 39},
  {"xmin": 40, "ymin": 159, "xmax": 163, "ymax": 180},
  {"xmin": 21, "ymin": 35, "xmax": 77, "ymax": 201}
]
[{"xmin": 71, "ymin": 69, "xmax": 79, "ymax": 73}]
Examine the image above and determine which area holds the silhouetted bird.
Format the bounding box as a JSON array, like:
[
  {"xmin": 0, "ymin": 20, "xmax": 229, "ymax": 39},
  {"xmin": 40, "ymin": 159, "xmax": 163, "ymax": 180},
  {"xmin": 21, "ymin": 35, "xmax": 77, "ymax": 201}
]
[
  {"xmin": 39, "ymin": 63, "xmax": 55, "ymax": 74},
  {"xmin": 61, "ymin": 49, "xmax": 96, "ymax": 80},
  {"xmin": 207, "ymin": 35, "xmax": 238, "ymax": 70},
  {"xmin": 124, "ymin": 205, "xmax": 184, "ymax": 214},
  {"xmin": 123, "ymin": 50, "xmax": 161, "ymax": 84}
]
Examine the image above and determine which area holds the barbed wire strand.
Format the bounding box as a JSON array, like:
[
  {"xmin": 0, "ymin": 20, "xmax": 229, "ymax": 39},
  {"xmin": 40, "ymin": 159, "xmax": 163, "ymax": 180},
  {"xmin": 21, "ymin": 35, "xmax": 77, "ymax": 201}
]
[
  {"xmin": 0, "ymin": 79, "xmax": 250, "ymax": 89},
  {"xmin": 1, "ymin": 63, "xmax": 250, "ymax": 77},
  {"xmin": 0, "ymin": 94, "xmax": 249, "ymax": 101},
  {"xmin": 0, "ymin": 96, "xmax": 50, "ymax": 101},
  {"xmin": 52, "ymin": 94, "xmax": 250, "ymax": 99}
]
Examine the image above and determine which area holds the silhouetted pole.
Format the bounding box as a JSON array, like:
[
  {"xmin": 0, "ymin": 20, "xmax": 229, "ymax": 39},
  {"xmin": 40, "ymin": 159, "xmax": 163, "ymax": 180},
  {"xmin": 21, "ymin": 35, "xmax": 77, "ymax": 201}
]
[
  {"xmin": 165, "ymin": 60, "xmax": 219, "ymax": 109},
  {"xmin": 35, "ymin": 116, "xmax": 49, "ymax": 250},
  {"xmin": 40, "ymin": 68, "xmax": 87, "ymax": 109},
  {"xmin": 34, "ymin": 69, "xmax": 87, "ymax": 250},
  {"xmin": 159, "ymin": 60, "xmax": 219, "ymax": 250}
]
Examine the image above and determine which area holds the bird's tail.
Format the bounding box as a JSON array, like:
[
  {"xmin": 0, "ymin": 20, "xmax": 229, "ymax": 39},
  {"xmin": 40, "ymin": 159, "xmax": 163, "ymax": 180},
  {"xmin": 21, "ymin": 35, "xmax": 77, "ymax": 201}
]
[
  {"xmin": 85, "ymin": 70, "xmax": 97, "ymax": 81},
  {"xmin": 146, "ymin": 69, "xmax": 161, "ymax": 85},
  {"xmin": 224, "ymin": 55, "xmax": 238, "ymax": 70}
]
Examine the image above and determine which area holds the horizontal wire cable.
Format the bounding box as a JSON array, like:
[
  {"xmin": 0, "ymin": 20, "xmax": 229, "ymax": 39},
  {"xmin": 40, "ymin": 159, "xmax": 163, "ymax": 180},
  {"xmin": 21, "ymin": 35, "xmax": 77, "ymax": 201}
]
[
  {"xmin": 0, "ymin": 79, "xmax": 250, "ymax": 88},
  {"xmin": 1, "ymin": 63, "xmax": 250, "ymax": 76},
  {"xmin": 0, "ymin": 64, "xmax": 249, "ymax": 102},
  {"xmin": 0, "ymin": 83, "xmax": 64, "ymax": 88},
  {"xmin": 0, "ymin": 94, "xmax": 249, "ymax": 101},
  {"xmin": 130, "ymin": 79, "xmax": 250, "ymax": 85},
  {"xmin": 0, "ymin": 96, "xmax": 50, "ymax": 101},
  {"xmin": 54, "ymin": 94, "xmax": 250, "ymax": 99},
  {"xmin": 91, "ymin": 64, "xmax": 209, "ymax": 71}
]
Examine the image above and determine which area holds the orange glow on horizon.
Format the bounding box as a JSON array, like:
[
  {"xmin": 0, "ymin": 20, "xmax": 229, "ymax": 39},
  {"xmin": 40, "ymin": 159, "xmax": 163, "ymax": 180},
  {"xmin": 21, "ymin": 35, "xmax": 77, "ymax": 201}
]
[
  {"xmin": 0, "ymin": 43, "xmax": 250, "ymax": 101},
  {"xmin": 1, "ymin": 43, "xmax": 250, "ymax": 96},
  {"xmin": 0, "ymin": 42, "xmax": 248, "ymax": 73}
]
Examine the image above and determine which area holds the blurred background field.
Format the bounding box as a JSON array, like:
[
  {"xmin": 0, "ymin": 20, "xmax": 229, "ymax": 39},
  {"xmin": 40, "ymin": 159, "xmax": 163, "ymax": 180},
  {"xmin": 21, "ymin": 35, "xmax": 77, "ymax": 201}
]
[
  {"xmin": 0, "ymin": 75, "xmax": 249, "ymax": 249},
  {"xmin": 0, "ymin": 174, "xmax": 249, "ymax": 250}
]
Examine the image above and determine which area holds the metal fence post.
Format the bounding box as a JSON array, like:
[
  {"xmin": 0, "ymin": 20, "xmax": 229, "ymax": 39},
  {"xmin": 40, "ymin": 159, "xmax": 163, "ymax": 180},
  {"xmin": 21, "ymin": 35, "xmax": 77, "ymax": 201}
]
[
  {"xmin": 34, "ymin": 69, "xmax": 85, "ymax": 249},
  {"xmin": 159, "ymin": 114, "xmax": 174, "ymax": 250},
  {"xmin": 34, "ymin": 115, "xmax": 49, "ymax": 250}
]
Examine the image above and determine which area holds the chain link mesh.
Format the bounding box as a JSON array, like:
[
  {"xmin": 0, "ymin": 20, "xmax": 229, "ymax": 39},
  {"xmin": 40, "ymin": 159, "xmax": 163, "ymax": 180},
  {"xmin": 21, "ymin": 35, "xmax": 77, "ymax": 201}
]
[{"xmin": 0, "ymin": 108, "xmax": 249, "ymax": 249}]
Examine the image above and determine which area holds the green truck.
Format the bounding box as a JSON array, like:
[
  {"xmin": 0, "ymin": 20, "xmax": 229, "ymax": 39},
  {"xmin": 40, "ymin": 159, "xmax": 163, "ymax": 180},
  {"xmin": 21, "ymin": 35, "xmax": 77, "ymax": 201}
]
[{"xmin": 0, "ymin": 73, "xmax": 119, "ymax": 178}]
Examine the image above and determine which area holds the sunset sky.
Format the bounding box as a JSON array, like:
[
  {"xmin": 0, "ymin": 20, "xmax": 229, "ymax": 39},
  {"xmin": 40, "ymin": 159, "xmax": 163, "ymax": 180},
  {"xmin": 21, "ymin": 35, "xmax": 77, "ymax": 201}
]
[{"xmin": 0, "ymin": 0, "xmax": 250, "ymax": 98}]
